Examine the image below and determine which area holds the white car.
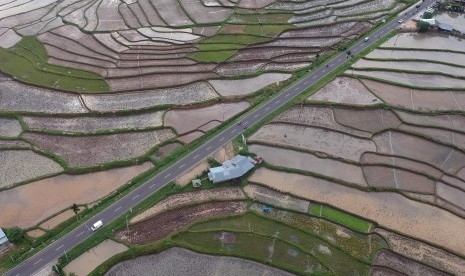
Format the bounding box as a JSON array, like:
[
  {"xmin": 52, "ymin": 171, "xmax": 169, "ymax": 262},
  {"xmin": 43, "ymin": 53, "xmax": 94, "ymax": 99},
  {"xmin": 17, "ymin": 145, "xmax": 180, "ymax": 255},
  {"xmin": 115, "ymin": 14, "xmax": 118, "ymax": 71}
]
[
  {"xmin": 398, "ymin": 19, "xmax": 404, "ymax": 23},
  {"xmin": 364, "ymin": 37, "xmax": 369, "ymax": 42}
]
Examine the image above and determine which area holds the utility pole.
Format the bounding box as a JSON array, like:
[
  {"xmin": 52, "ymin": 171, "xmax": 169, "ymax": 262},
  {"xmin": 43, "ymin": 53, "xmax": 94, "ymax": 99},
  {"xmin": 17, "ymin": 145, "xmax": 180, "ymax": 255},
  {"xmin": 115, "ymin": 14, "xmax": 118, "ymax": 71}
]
[{"xmin": 64, "ymin": 250, "xmax": 68, "ymax": 262}]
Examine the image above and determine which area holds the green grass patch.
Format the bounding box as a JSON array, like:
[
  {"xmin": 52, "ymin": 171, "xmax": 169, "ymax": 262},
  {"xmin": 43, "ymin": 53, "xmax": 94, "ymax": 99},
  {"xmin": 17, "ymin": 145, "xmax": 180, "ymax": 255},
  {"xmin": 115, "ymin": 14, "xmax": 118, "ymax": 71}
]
[
  {"xmin": 182, "ymin": 212, "xmax": 371, "ymax": 274},
  {"xmin": 309, "ymin": 202, "xmax": 322, "ymax": 216},
  {"xmin": 189, "ymin": 50, "xmax": 238, "ymax": 62},
  {"xmin": 189, "ymin": 33, "xmax": 272, "ymax": 62},
  {"xmin": 243, "ymin": 24, "xmax": 294, "ymax": 37},
  {"xmin": 203, "ymin": 34, "xmax": 270, "ymax": 45},
  {"xmin": 229, "ymin": 13, "xmax": 293, "ymax": 24},
  {"xmin": 0, "ymin": 36, "xmax": 109, "ymax": 93},
  {"xmin": 320, "ymin": 206, "xmax": 371, "ymax": 233}
]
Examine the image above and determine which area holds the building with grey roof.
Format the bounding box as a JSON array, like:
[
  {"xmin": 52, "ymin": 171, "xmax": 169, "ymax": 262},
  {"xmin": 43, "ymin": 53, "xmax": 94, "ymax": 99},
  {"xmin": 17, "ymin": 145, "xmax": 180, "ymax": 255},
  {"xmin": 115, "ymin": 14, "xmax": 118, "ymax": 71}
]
[
  {"xmin": 0, "ymin": 228, "xmax": 8, "ymax": 246},
  {"xmin": 208, "ymin": 155, "xmax": 256, "ymax": 183}
]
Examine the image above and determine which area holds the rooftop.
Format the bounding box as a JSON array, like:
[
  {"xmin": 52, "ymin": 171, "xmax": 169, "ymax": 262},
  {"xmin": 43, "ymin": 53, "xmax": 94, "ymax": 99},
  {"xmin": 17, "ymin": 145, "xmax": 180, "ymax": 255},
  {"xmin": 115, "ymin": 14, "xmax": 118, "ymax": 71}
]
[
  {"xmin": 208, "ymin": 155, "xmax": 256, "ymax": 183},
  {"xmin": 0, "ymin": 228, "xmax": 8, "ymax": 245}
]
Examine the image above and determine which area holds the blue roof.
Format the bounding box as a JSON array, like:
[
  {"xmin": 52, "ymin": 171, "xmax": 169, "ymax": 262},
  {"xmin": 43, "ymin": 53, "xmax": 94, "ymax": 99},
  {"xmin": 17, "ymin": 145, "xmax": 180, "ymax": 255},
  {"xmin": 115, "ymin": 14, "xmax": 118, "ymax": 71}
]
[{"xmin": 438, "ymin": 23, "xmax": 453, "ymax": 31}]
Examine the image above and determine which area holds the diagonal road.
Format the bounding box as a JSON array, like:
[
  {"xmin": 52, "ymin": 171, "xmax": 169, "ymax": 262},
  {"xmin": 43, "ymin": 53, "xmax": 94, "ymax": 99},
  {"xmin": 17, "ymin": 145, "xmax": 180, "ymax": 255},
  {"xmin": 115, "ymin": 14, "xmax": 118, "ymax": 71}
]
[{"xmin": 5, "ymin": 2, "xmax": 432, "ymax": 275}]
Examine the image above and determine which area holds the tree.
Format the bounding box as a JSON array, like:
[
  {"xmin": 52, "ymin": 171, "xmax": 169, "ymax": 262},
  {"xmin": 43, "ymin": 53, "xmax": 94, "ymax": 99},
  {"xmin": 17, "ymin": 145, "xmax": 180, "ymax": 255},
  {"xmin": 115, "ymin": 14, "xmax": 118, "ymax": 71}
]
[
  {"xmin": 5, "ymin": 227, "xmax": 25, "ymax": 244},
  {"xmin": 451, "ymin": 3, "xmax": 462, "ymax": 12},
  {"xmin": 423, "ymin": 11, "xmax": 434, "ymax": 19},
  {"xmin": 417, "ymin": 21, "xmax": 431, "ymax": 33},
  {"xmin": 71, "ymin": 203, "xmax": 80, "ymax": 221}
]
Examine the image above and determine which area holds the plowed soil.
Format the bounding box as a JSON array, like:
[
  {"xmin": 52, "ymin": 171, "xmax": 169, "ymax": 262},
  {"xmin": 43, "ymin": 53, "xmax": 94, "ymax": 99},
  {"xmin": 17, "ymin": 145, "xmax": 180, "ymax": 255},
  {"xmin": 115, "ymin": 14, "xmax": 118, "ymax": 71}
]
[{"xmin": 117, "ymin": 201, "xmax": 247, "ymax": 244}]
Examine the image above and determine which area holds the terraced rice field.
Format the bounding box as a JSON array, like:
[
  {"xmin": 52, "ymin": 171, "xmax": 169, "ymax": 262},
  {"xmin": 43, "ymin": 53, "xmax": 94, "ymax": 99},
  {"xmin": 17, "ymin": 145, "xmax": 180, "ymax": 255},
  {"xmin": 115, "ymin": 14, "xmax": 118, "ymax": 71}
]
[
  {"xmin": 105, "ymin": 247, "xmax": 293, "ymax": 276},
  {"xmin": 246, "ymin": 29, "xmax": 465, "ymax": 273},
  {"xmin": 0, "ymin": 0, "xmax": 404, "ymax": 242},
  {"xmin": 0, "ymin": 163, "xmax": 152, "ymax": 228}
]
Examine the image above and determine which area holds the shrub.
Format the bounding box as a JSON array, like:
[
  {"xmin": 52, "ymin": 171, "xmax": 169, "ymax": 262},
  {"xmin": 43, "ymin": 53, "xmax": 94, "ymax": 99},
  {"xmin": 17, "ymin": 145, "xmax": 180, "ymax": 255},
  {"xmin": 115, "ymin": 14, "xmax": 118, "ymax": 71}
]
[
  {"xmin": 5, "ymin": 227, "xmax": 25, "ymax": 244},
  {"xmin": 417, "ymin": 21, "xmax": 431, "ymax": 32}
]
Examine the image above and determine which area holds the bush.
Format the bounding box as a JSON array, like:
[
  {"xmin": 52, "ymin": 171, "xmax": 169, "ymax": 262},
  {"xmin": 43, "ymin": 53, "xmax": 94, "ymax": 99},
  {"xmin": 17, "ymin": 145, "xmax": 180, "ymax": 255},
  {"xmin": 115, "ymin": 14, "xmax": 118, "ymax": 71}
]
[
  {"xmin": 5, "ymin": 227, "xmax": 25, "ymax": 244},
  {"xmin": 422, "ymin": 11, "xmax": 433, "ymax": 19},
  {"xmin": 417, "ymin": 21, "xmax": 431, "ymax": 32}
]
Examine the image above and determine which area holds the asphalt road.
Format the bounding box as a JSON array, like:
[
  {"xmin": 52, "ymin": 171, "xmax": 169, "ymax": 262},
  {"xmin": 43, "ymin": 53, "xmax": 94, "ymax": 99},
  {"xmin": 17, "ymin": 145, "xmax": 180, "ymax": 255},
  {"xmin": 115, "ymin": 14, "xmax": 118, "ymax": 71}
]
[{"xmin": 5, "ymin": 2, "xmax": 433, "ymax": 275}]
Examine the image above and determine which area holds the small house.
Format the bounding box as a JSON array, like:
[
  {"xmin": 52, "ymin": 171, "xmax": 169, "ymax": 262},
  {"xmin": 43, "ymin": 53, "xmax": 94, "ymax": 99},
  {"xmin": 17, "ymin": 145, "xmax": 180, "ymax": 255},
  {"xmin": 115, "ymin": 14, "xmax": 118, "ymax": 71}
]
[
  {"xmin": 0, "ymin": 228, "xmax": 8, "ymax": 246},
  {"xmin": 438, "ymin": 23, "xmax": 454, "ymax": 32},
  {"xmin": 208, "ymin": 155, "xmax": 256, "ymax": 183}
]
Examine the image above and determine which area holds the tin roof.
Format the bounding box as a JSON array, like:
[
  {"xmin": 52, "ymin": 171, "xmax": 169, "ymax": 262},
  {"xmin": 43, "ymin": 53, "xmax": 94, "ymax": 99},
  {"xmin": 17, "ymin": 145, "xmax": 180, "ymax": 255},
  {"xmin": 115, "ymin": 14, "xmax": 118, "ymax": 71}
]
[
  {"xmin": 0, "ymin": 228, "xmax": 8, "ymax": 245},
  {"xmin": 208, "ymin": 155, "xmax": 255, "ymax": 183}
]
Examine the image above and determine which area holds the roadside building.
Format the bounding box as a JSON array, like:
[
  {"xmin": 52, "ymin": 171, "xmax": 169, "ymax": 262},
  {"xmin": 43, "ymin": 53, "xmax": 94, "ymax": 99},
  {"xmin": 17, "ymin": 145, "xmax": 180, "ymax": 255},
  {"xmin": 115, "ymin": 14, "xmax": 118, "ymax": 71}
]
[
  {"xmin": 438, "ymin": 22, "xmax": 454, "ymax": 31},
  {"xmin": 208, "ymin": 155, "xmax": 256, "ymax": 183},
  {"xmin": 0, "ymin": 228, "xmax": 8, "ymax": 246},
  {"xmin": 420, "ymin": 18, "xmax": 437, "ymax": 25}
]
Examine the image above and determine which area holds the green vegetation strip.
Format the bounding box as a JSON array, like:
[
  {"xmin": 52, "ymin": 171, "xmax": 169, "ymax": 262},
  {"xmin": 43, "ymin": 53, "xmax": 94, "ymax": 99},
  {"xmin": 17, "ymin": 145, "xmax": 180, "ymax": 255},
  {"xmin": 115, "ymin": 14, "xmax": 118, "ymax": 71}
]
[
  {"xmin": 0, "ymin": 37, "xmax": 109, "ymax": 93},
  {"xmin": 174, "ymin": 212, "xmax": 374, "ymax": 275}
]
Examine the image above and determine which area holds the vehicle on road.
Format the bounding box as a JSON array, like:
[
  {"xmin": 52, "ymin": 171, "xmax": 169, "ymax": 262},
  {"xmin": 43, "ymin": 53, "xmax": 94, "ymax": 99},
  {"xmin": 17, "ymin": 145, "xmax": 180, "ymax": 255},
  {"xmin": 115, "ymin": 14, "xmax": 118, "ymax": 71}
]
[
  {"xmin": 398, "ymin": 19, "xmax": 404, "ymax": 23},
  {"xmin": 364, "ymin": 37, "xmax": 370, "ymax": 41},
  {"xmin": 90, "ymin": 220, "xmax": 103, "ymax": 231}
]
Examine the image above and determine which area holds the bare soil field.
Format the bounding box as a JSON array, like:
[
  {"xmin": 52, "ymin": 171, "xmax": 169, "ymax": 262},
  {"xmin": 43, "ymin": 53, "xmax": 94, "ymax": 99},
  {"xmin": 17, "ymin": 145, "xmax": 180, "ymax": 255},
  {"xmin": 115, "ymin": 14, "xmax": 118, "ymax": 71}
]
[
  {"xmin": 362, "ymin": 165, "xmax": 436, "ymax": 193},
  {"xmin": 332, "ymin": 108, "xmax": 401, "ymax": 133},
  {"xmin": 151, "ymin": 142, "xmax": 182, "ymax": 161},
  {"xmin": 395, "ymin": 111, "xmax": 465, "ymax": 133},
  {"xmin": 24, "ymin": 129, "xmax": 175, "ymax": 167},
  {"xmin": 208, "ymin": 73, "xmax": 291, "ymax": 97},
  {"xmin": 373, "ymin": 130, "xmax": 465, "ymax": 174},
  {"xmin": 362, "ymin": 79, "xmax": 464, "ymax": 111},
  {"xmin": 243, "ymin": 184, "xmax": 309, "ymax": 213},
  {"xmin": 249, "ymin": 123, "xmax": 376, "ymax": 162},
  {"xmin": 366, "ymin": 48, "xmax": 465, "ymax": 66},
  {"xmin": 272, "ymin": 106, "xmax": 370, "ymax": 137},
  {"xmin": 64, "ymin": 240, "xmax": 128, "ymax": 276},
  {"xmin": 105, "ymin": 247, "xmax": 293, "ymax": 276},
  {"xmin": 131, "ymin": 187, "xmax": 246, "ymax": 223},
  {"xmin": 164, "ymin": 102, "xmax": 250, "ymax": 135},
  {"xmin": 27, "ymin": 229, "xmax": 45, "ymax": 238},
  {"xmin": 118, "ymin": 201, "xmax": 247, "ymax": 244},
  {"xmin": 0, "ymin": 150, "xmax": 63, "ymax": 189},
  {"xmin": 352, "ymin": 69, "xmax": 465, "ymax": 89},
  {"xmin": 249, "ymin": 144, "xmax": 367, "ymax": 185},
  {"xmin": 23, "ymin": 111, "xmax": 165, "ymax": 133},
  {"xmin": 178, "ymin": 131, "xmax": 203, "ymax": 143},
  {"xmin": 374, "ymin": 228, "xmax": 465, "ymax": 275},
  {"xmin": 353, "ymin": 59, "xmax": 465, "ymax": 78},
  {"xmin": 0, "ymin": 140, "xmax": 30, "ymax": 150},
  {"xmin": 382, "ymin": 33, "xmax": 465, "ymax": 53},
  {"xmin": 372, "ymin": 249, "xmax": 447, "ymax": 276},
  {"xmin": 361, "ymin": 152, "xmax": 443, "ymax": 179},
  {"xmin": 39, "ymin": 210, "xmax": 75, "ymax": 230},
  {"xmin": 248, "ymin": 167, "xmax": 465, "ymax": 255},
  {"xmin": 81, "ymin": 82, "xmax": 219, "ymax": 112},
  {"xmin": 0, "ymin": 81, "xmax": 87, "ymax": 114},
  {"xmin": 436, "ymin": 182, "xmax": 465, "ymax": 210},
  {"xmin": 0, "ymin": 163, "xmax": 152, "ymax": 228},
  {"xmin": 0, "ymin": 118, "xmax": 22, "ymax": 137},
  {"xmin": 308, "ymin": 77, "xmax": 382, "ymax": 105},
  {"xmin": 399, "ymin": 124, "xmax": 465, "ymax": 150}
]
